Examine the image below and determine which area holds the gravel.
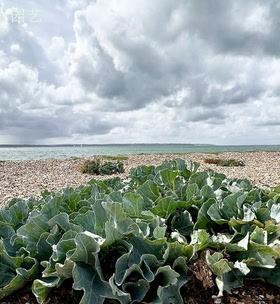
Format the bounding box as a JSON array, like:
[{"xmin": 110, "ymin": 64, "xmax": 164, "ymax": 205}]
[{"xmin": 0, "ymin": 152, "xmax": 279, "ymax": 206}]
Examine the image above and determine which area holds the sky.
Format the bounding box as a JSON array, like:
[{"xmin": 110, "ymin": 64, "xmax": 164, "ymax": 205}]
[{"xmin": 0, "ymin": 0, "xmax": 279, "ymax": 145}]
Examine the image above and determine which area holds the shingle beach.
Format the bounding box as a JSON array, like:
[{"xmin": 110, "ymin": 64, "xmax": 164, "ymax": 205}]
[{"xmin": 0, "ymin": 152, "xmax": 279, "ymax": 206}]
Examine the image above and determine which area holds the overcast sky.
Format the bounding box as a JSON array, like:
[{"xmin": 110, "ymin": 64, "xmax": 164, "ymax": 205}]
[{"xmin": 0, "ymin": 0, "xmax": 279, "ymax": 145}]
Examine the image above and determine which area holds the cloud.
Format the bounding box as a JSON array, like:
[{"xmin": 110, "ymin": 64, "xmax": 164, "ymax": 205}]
[
  {"xmin": 69, "ymin": 0, "xmax": 276, "ymax": 111},
  {"xmin": 0, "ymin": 0, "xmax": 280, "ymax": 144},
  {"xmin": 0, "ymin": 21, "xmax": 62, "ymax": 84},
  {"xmin": 0, "ymin": 32, "xmax": 119, "ymax": 143}
]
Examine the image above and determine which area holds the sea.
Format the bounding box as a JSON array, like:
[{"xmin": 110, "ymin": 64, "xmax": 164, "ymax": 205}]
[{"xmin": 0, "ymin": 144, "xmax": 279, "ymax": 161}]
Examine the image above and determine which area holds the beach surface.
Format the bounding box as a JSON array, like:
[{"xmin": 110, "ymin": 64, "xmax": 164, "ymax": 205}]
[{"xmin": 0, "ymin": 152, "xmax": 279, "ymax": 206}]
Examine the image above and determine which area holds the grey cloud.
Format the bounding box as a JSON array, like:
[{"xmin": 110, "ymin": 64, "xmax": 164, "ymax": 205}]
[
  {"xmin": 185, "ymin": 108, "xmax": 225, "ymax": 124},
  {"xmin": 257, "ymin": 121, "xmax": 280, "ymax": 127},
  {"xmin": 74, "ymin": 50, "xmax": 126, "ymax": 100},
  {"xmin": 184, "ymin": 0, "xmax": 280, "ymax": 56},
  {"xmin": 0, "ymin": 51, "xmax": 119, "ymax": 142},
  {"xmin": 71, "ymin": 0, "xmax": 279, "ymax": 113},
  {"xmin": 0, "ymin": 24, "xmax": 62, "ymax": 84},
  {"xmin": 72, "ymin": 15, "xmax": 175, "ymax": 110},
  {"xmin": 0, "ymin": 107, "xmax": 119, "ymax": 142}
]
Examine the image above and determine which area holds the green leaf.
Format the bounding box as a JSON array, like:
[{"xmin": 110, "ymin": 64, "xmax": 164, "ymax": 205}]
[
  {"xmin": 170, "ymin": 211, "xmax": 194, "ymax": 236},
  {"xmin": 207, "ymin": 203, "xmax": 227, "ymax": 224},
  {"xmin": 137, "ymin": 180, "xmax": 161, "ymax": 207},
  {"xmin": 0, "ymin": 241, "xmax": 39, "ymax": 300},
  {"xmin": 206, "ymin": 251, "xmax": 232, "ymax": 277},
  {"xmin": 73, "ymin": 263, "xmax": 116, "ymax": 304},
  {"xmin": 164, "ymin": 242, "xmax": 194, "ymax": 262},
  {"xmin": 271, "ymin": 204, "xmax": 280, "ymax": 223},
  {"xmin": 242, "ymin": 204, "xmax": 255, "ymax": 222},
  {"xmin": 226, "ymin": 232, "xmax": 249, "ymax": 252},
  {"xmin": 222, "ymin": 193, "xmax": 242, "ymax": 218},
  {"xmin": 234, "ymin": 261, "xmax": 250, "ymax": 275},
  {"xmin": 185, "ymin": 183, "xmax": 199, "ymax": 202},
  {"xmin": 154, "ymin": 169, "xmax": 179, "ymax": 190},
  {"xmin": 191, "ymin": 230, "xmax": 210, "ymax": 251},
  {"xmin": 216, "ymin": 269, "xmax": 244, "ymax": 296},
  {"xmin": 51, "ymin": 230, "xmax": 77, "ymax": 262},
  {"xmin": 92, "ymin": 200, "xmax": 108, "ymax": 237},
  {"xmin": 71, "ymin": 232, "xmax": 102, "ymax": 266},
  {"xmin": 151, "ymin": 197, "xmax": 178, "ymax": 218},
  {"xmin": 32, "ymin": 277, "xmax": 61, "ymax": 304},
  {"xmin": 7, "ymin": 200, "xmax": 30, "ymax": 229},
  {"xmin": 189, "ymin": 172, "xmax": 208, "ymax": 189},
  {"xmin": 157, "ymin": 284, "xmax": 184, "ymax": 304},
  {"xmin": 155, "ymin": 265, "xmax": 179, "ymax": 286},
  {"xmin": 242, "ymin": 242, "xmax": 278, "ymax": 268},
  {"xmin": 122, "ymin": 192, "xmax": 145, "ymax": 217},
  {"xmin": 195, "ymin": 198, "xmax": 216, "ymax": 229},
  {"xmin": 73, "ymin": 211, "xmax": 96, "ymax": 233},
  {"xmin": 250, "ymin": 260, "xmax": 280, "ymax": 287},
  {"xmin": 16, "ymin": 214, "xmax": 50, "ymax": 256},
  {"xmin": 153, "ymin": 225, "xmax": 167, "ymax": 239}
]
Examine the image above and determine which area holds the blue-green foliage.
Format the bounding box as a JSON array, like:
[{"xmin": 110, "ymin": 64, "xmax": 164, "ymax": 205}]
[{"xmin": 0, "ymin": 159, "xmax": 279, "ymax": 303}]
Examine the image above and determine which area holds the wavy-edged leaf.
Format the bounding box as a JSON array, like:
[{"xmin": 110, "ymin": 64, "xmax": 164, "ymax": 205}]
[{"xmin": 0, "ymin": 241, "xmax": 38, "ymax": 300}]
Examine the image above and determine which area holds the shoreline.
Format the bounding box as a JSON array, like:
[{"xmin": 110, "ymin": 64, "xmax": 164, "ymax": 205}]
[
  {"xmin": 1, "ymin": 145, "xmax": 280, "ymax": 162},
  {"xmin": 0, "ymin": 151, "xmax": 279, "ymax": 206}
]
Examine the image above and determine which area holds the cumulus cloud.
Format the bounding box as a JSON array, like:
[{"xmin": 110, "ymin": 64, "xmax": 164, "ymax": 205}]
[{"xmin": 0, "ymin": 0, "xmax": 279, "ymax": 144}]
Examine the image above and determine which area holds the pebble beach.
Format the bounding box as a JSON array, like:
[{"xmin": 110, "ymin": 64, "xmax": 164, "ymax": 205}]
[{"xmin": 0, "ymin": 152, "xmax": 279, "ymax": 206}]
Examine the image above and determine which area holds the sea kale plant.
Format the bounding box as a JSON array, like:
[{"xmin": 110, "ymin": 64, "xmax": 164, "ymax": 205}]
[{"xmin": 0, "ymin": 159, "xmax": 279, "ymax": 303}]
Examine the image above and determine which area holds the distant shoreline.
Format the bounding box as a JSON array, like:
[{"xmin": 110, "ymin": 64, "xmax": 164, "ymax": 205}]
[
  {"xmin": 0, "ymin": 143, "xmax": 280, "ymax": 148},
  {"xmin": 0, "ymin": 144, "xmax": 280, "ymax": 161}
]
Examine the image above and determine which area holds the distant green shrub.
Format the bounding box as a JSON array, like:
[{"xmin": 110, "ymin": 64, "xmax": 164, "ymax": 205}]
[
  {"xmin": 69, "ymin": 156, "xmax": 81, "ymax": 161},
  {"xmin": 80, "ymin": 159, "xmax": 125, "ymax": 175},
  {"xmin": 204, "ymin": 158, "xmax": 245, "ymax": 167},
  {"xmin": 102, "ymin": 155, "xmax": 128, "ymax": 161}
]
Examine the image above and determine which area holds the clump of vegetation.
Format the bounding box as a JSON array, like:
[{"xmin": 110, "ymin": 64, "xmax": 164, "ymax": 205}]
[
  {"xmin": 204, "ymin": 158, "xmax": 245, "ymax": 167},
  {"xmin": 102, "ymin": 155, "xmax": 128, "ymax": 161},
  {"xmin": 80, "ymin": 159, "xmax": 125, "ymax": 175},
  {"xmin": 0, "ymin": 159, "xmax": 280, "ymax": 304},
  {"xmin": 69, "ymin": 156, "xmax": 81, "ymax": 161}
]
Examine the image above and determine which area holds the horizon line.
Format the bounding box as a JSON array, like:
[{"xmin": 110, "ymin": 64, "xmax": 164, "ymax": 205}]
[{"xmin": 0, "ymin": 143, "xmax": 280, "ymax": 147}]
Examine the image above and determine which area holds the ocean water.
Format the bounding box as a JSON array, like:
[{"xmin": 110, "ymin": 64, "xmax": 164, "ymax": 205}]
[{"xmin": 0, "ymin": 144, "xmax": 279, "ymax": 161}]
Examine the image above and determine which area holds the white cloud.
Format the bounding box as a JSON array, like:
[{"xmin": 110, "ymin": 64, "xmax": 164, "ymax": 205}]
[{"xmin": 0, "ymin": 0, "xmax": 279, "ymax": 144}]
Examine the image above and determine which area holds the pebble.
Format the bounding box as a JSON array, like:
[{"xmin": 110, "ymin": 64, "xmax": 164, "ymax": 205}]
[{"xmin": 266, "ymin": 294, "xmax": 275, "ymax": 300}]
